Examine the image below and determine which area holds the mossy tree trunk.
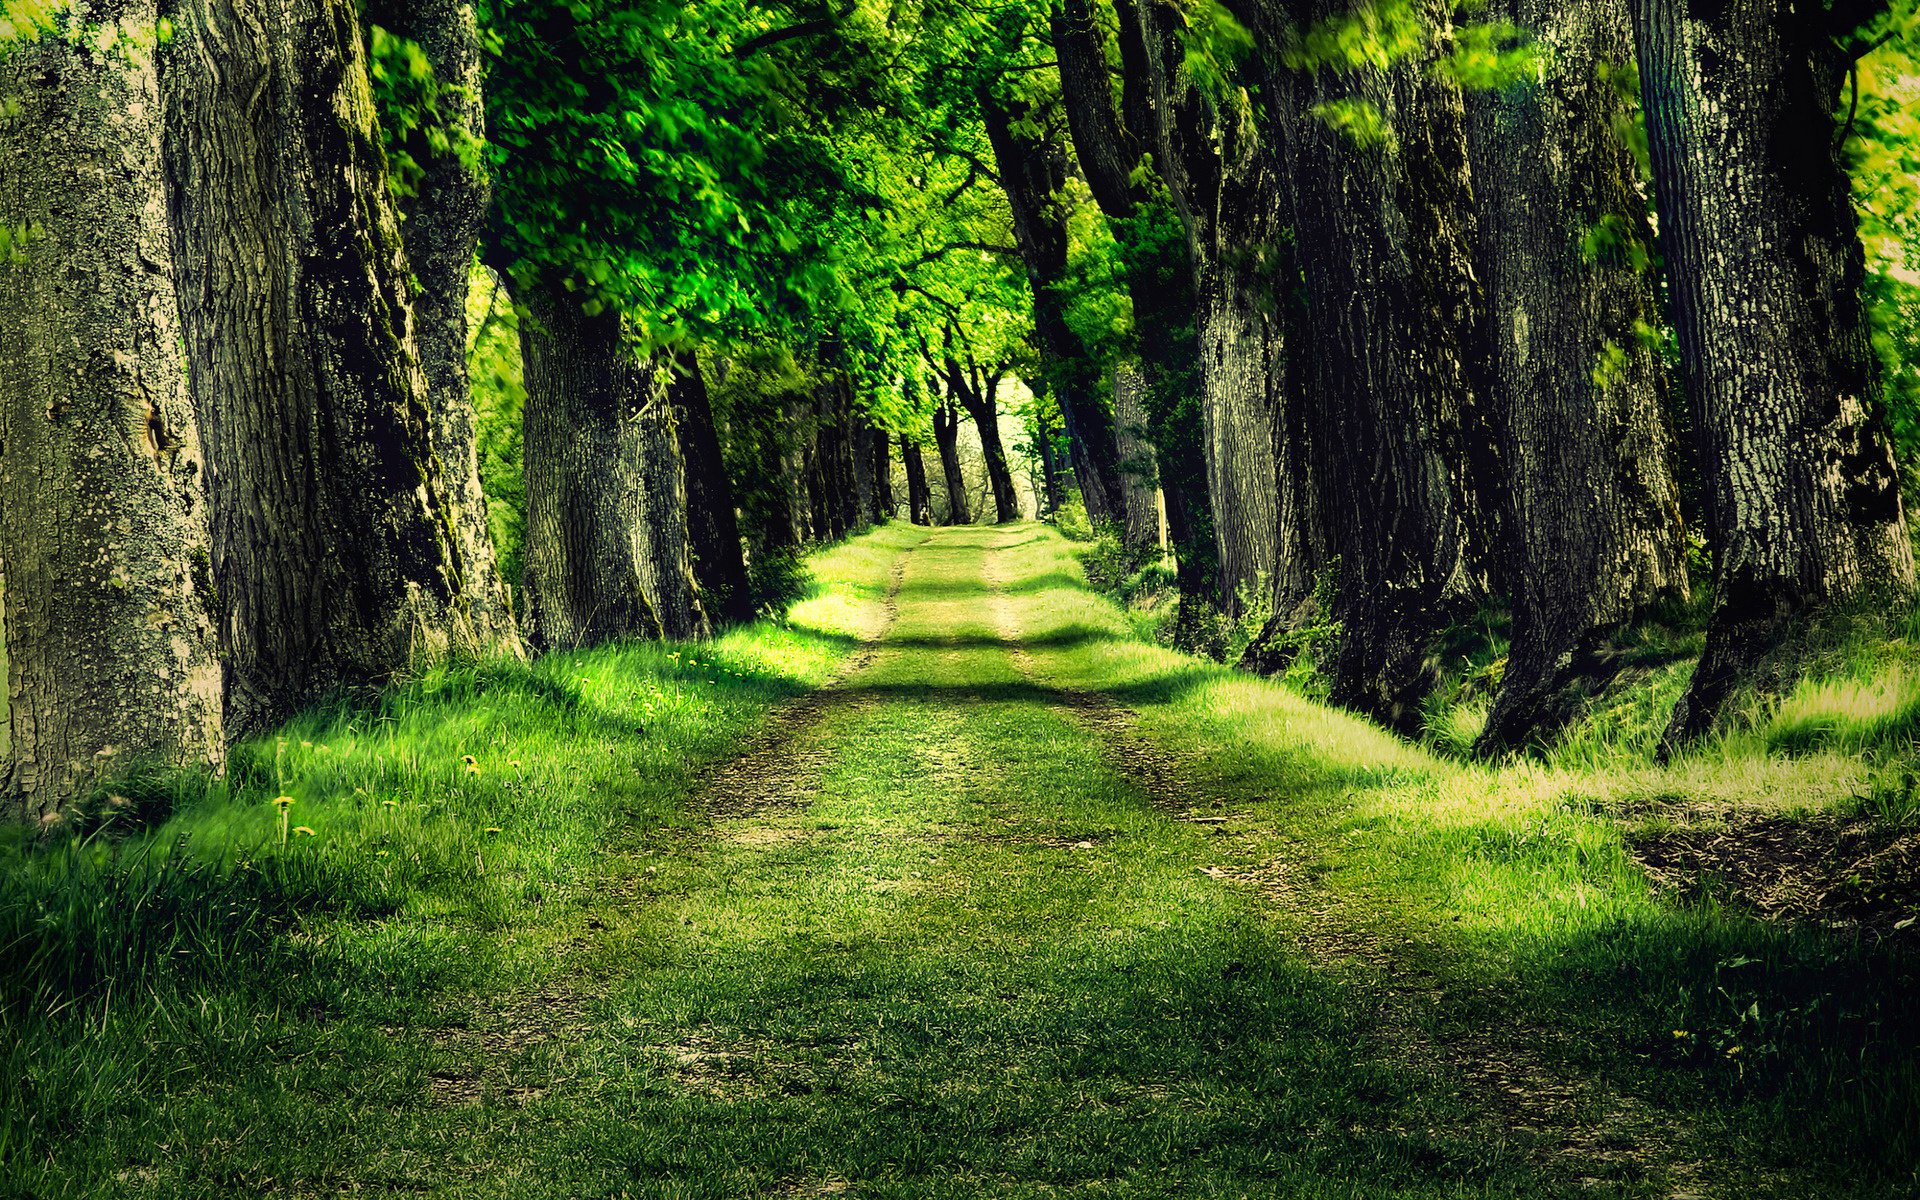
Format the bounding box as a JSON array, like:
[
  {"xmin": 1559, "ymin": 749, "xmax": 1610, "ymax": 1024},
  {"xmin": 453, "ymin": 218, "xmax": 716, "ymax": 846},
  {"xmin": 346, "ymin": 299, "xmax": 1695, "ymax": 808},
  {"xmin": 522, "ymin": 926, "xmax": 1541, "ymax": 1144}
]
[
  {"xmin": 519, "ymin": 287, "xmax": 711, "ymax": 649},
  {"xmin": 1630, "ymin": 0, "xmax": 1914, "ymax": 746},
  {"xmin": 1464, "ymin": 0, "xmax": 1691, "ymax": 753},
  {"xmin": 365, "ymin": 0, "xmax": 518, "ymax": 655},
  {"xmin": 161, "ymin": 0, "xmax": 480, "ymax": 735},
  {"xmin": 1230, "ymin": 0, "xmax": 1497, "ymax": 734},
  {"xmin": 0, "ymin": 0, "xmax": 223, "ymax": 821}
]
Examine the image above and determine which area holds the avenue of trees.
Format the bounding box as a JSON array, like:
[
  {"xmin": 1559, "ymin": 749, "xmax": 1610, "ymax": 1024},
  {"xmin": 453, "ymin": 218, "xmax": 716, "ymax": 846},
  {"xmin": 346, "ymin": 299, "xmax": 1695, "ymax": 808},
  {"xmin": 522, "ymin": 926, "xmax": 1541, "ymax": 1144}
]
[{"xmin": 4, "ymin": 0, "xmax": 1920, "ymax": 820}]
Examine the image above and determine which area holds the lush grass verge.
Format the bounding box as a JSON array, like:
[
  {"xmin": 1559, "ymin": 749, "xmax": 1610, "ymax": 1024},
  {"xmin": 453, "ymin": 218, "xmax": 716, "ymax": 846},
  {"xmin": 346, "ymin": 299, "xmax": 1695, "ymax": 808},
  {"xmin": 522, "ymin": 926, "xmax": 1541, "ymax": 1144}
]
[
  {"xmin": 0, "ymin": 523, "xmax": 926, "ymax": 1196},
  {"xmin": 1017, "ymin": 527, "xmax": 1920, "ymax": 1196}
]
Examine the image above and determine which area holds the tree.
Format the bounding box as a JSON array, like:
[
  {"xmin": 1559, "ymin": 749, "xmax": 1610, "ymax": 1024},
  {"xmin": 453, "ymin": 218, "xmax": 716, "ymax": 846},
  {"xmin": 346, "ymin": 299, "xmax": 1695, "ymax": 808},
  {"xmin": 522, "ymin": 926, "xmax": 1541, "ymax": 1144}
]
[
  {"xmin": 668, "ymin": 351, "xmax": 754, "ymax": 626},
  {"xmin": 980, "ymin": 89, "xmax": 1133, "ymax": 531},
  {"xmin": 519, "ymin": 285, "xmax": 707, "ymax": 648},
  {"xmin": 1629, "ymin": 0, "xmax": 1915, "ymax": 745},
  {"xmin": 931, "ymin": 395, "xmax": 974, "ymax": 525},
  {"xmin": 1464, "ymin": 0, "xmax": 1691, "ymax": 753},
  {"xmin": 1227, "ymin": 0, "xmax": 1497, "ymax": 734},
  {"xmin": 902, "ymin": 434, "xmax": 935, "ymax": 525},
  {"xmin": 0, "ymin": 0, "xmax": 223, "ymax": 820},
  {"xmin": 939, "ymin": 331, "xmax": 1024, "ymax": 523},
  {"xmin": 366, "ymin": 0, "xmax": 519, "ymax": 653},
  {"xmin": 162, "ymin": 0, "xmax": 492, "ymax": 735}
]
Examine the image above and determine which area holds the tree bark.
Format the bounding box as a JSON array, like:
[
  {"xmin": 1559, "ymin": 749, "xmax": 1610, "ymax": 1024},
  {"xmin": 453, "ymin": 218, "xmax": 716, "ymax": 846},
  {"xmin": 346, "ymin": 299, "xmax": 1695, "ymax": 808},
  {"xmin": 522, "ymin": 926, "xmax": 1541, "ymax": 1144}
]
[
  {"xmin": 931, "ymin": 399, "xmax": 973, "ymax": 526},
  {"xmin": 1132, "ymin": 0, "xmax": 1308, "ymax": 619},
  {"xmin": 1233, "ymin": 0, "xmax": 1496, "ymax": 734},
  {"xmin": 0, "ymin": 1, "xmax": 224, "ymax": 821},
  {"xmin": 668, "ymin": 351, "xmax": 753, "ymax": 626},
  {"xmin": 366, "ymin": 0, "xmax": 517, "ymax": 654},
  {"xmin": 980, "ymin": 90, "xmax": 1132, "ymax": 532},
  {"xmin": 1112, "ymin": 364, "xmax": 1163, "ymax": 550},
  {"xmin": 518, "ymin": 288, "xmax": 712, "ymax": 649},
  {"xmin": 161, "ymin": 0, "xmax": 482, "ymax": 735},
  {"xmin": 1465, "ymin": 0, "xmax": 1691, "ymax": 753},
  {"xmin": 901, "ymin": 436, "xmax": 934, "ymax": 526},
  {"xmin": 1629, "ymin": 0, "xmax": 1914, "ymax": 746}
]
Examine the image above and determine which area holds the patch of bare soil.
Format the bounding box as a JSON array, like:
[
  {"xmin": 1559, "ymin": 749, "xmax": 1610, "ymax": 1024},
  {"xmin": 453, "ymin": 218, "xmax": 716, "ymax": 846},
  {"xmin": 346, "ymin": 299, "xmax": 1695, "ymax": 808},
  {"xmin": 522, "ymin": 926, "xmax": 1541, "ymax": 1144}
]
[
  {"xmin": 1629, "ymin": 814, "xmax": 1920, "ymax": 941},
  {"xmin": 984, "ymin": 547, "xmax": 1706, "ymax": 1195},
  {"xmin": 417, "ymin": 982, "xmax": 599, "ymax": 1106}
]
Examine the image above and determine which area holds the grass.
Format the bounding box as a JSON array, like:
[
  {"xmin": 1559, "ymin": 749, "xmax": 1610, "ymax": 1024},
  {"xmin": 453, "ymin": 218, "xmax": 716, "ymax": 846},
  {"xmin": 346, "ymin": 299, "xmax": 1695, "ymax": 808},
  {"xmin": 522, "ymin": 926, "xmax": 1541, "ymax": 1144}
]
[{"xmin": 2, "ymin": 522, "xmax": 1916, "ymax": 1198}]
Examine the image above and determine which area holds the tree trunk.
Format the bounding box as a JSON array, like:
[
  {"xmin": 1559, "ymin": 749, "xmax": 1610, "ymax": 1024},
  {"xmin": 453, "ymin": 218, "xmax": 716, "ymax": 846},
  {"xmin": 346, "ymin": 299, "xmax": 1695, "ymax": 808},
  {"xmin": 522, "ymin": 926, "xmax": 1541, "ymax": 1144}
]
[
  {"xmin": 1031, "ymin": 405, "xmax": 1064, "ymax": 518},
  {"xmin": 517, "ymin": 287, "xmax": 670, "ymax": 650},
  {"xmin": 669, "ymin": 351, "xmax": 753, "ymax": 626},
  {"xmin": 1133, "ymin": 0, "xmax": 1308, "ymax": 619},
  {"xmin": 0, "ymin": 2, "xmax": 224, "ymax": 822},
  {"xmin": 902, "ymin": 437, "xmax": 934, "ymax": 526},
  {"xmin": 980, "ymin": 90, "xmax": 1132, "ymax": 533},
  {"xmin": 367, "ymin": 0, "xmax": 518, "ymax": 654},
  {"xmin": 869, "ymin": 427, "xmax": 896, "ymax": 521},
  {"xmin": 1236, "ymin": 0, "xmax": 1495, "ymax": 734},
  {"xmin": 1465, "ymin": 0, "xmax": 1691, "ymax": 753},
  {"xmin": 161, "ymin": 0, "xmax": 480, "ymax": 735},
  {"xmin": 1629, "ymin": 0, "xmax": 1914, "ymax": 745},
  {"xmin": 1112, "ymin": 365, "xmax": 1163, "ymax": 550},
  {"xmin": 931, "ymin": 400, "xmax": 973, "ymax": 526},
  {"xmin": 947, "ymin": 360, "xmax": 1023, "ymax": 524},
  {"xmin": 630, "ymin": 381, "xmax": 709, "ymax": 640}
]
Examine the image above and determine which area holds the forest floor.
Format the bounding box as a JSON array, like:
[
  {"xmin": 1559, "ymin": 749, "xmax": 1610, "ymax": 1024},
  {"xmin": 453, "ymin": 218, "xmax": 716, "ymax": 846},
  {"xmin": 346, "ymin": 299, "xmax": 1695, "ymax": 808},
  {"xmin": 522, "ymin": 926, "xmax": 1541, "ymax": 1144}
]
[{"xmin": 4, "ymin": 524, "xmax": 1917, "ymax": 1198}]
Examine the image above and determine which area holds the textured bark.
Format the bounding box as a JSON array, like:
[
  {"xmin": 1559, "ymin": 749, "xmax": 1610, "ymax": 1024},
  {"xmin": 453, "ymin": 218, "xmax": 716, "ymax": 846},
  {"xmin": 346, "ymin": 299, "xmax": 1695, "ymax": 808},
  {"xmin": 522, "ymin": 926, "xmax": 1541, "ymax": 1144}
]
[
  {"xmin": 1033, "ymin": 413, "xmax": 1064, "ymax": 518},
  {"xmin": 629, "ymin": 381, "xmax": 709, "ymax": 640},
  {"xmin": 366, "ymin": 0, "xmax": 517, "ymax": 654},
  {"xmin": 1112, "ymin": 365, "xmax": 1163, "ymax": 550},
  {"xmin": 1234, "ymin": 0, "xmax": 1495, "ymax": 733},
  {"xmin": 1466, "ymin": 0, "xmax": 1690, "ymax": 753},
  {"xmin": 901, "ymin": 437, "xmax": 934, "ymax": 526},
  {"xmin": 519, "ymin": 288, "xmax": 708, "ymax": 650},
  {"xmin": 1133, "ymin": 0, "xmax": 1308, "ymax": 618},
  {"xmin": 931, "ymin": 400, "xmax": 973, "ymax": 526},
  {"xmin": 1630, "ymin": 0, "xmax": 1913, "ymax": 745},
  {"xmin": 668, "ymin": 351, "xmax": 753, "ymax": 626},
  {"xmin": 980, "ymin": 91, "xmax": 1131, "ymax": 531},
  {"xmin": 161, "ymin": 0, "xmax": 480, "ymax": 735},
  {"xmin": 0, "ymin": 5, "xmax": 223, "ymax": 821}
]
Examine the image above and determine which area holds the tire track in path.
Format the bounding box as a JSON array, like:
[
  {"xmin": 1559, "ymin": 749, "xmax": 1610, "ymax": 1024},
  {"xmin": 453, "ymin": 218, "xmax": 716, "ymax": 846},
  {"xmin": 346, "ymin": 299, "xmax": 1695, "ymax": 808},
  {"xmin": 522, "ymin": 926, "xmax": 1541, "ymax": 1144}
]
[{"xmin": 981, "ymin": 533, "xmax": 1710, "ymax": 1198}]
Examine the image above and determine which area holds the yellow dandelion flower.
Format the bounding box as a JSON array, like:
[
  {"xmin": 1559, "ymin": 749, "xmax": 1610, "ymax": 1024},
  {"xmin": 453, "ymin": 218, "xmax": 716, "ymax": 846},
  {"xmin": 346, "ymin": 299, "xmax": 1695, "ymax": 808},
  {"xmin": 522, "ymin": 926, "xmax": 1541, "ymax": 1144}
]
[
  {"xmin": 293, "ymin": 826, "xmax": 316, "ymax": 837},
  {"xmin": 382, "ymin": 799, "xmax": 398, "ymax": 809},
  {"xmin": 272, "ymin": 796, "xmax": 295, "ymax": 811},
  {"xmin": 484, "ymin": 826, "xmax": 502, "ymax": 835}
]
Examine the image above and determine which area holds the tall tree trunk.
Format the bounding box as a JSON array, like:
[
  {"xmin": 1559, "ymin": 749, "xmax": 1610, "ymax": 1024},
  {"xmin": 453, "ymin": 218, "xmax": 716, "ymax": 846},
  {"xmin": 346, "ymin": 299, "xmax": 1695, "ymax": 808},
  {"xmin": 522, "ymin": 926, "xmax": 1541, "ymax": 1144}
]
[
  {"xmin": 902, "ymin": 436, "xmax": 934, "ymax": 526},
  {"xmin": 518, "ymin": 288, "xmax": 663, "ymax": 650},
  {"xmin": 161, "ymin": 0, "xmax": 480, "ymax": 735},
  {"xmin": 947, "ymin": 359, "xmax": 1023, "ymax": 524},
  {"xmin": 1112, "ymin": 365, "xmax": 1163, "ymax": 550},
  {"xmin": 932, "ymin": 400, "xmax": 973, "ymax": 526},
  {"xmin": 779, "ymin": 397, "xmax": 815, "ymax": 546},
  {"xmin": 0, "ymin": 3, "xmax": 223, "ymax": 821},
  {"xmin": 868, "ymin": 427, "xmax": 895, "ymax": 522},
  {"xmin": 980, "ymin": 90, "xmax": 1132, "ymax": 533},
  {"xmin": 1629, "ymin": 0, "xmax": 1913, "ymax": 745},
  {"xmin": 1132, "ymin": 0, "xmax": 1309, "ymax": 619},
  {"xmin": 367, "ymin": 0, "xmax": 517, "ymax": 654},
  {"xmin": 1031, "ymin": 406, "xmax": 1064, "ymax": 518},
  {"xmin": 669, "ymin": 351, "xmax": 753, "ymax": 626},
  {"xmin": 1234, "ymin": 0, "xmax": 1496, "ymax": 734},
  {"xmin": 1466, "ymin": 0, "xmax": 1691, "ymax": 753},
  {"xmin": 630, "ymin": 383, "xmax": 709, "ymax": 640}
]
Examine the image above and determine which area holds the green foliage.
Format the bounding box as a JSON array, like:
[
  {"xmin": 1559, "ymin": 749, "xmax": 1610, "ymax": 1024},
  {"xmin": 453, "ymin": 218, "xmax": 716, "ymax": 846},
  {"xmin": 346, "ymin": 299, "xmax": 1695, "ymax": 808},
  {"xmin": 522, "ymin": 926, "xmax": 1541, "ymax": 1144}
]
[
  {"xmin": 366, "ymin": 25, "xmax": 485, "ymax": 204},
  {"xmin": 466, "ymin": 267, "xmax": 528, "ymax": 600}
]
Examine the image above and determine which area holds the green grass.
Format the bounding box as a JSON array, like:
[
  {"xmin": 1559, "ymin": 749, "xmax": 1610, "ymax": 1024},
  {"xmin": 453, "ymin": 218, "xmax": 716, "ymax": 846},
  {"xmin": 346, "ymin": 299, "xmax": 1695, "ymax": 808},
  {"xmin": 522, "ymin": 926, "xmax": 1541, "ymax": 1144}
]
[{"xmin": 2, "ymin": 522, "xmax": 1915, "ymax": 1198}]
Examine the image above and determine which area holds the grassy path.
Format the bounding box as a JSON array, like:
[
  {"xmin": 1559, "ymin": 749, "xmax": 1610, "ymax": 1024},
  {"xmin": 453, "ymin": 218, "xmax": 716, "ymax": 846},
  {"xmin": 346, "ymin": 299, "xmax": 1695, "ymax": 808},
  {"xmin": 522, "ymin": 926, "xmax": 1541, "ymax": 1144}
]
[{"xmin": 7, "ymin": 524, "xmax": 1914, "ymax": 1198}]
